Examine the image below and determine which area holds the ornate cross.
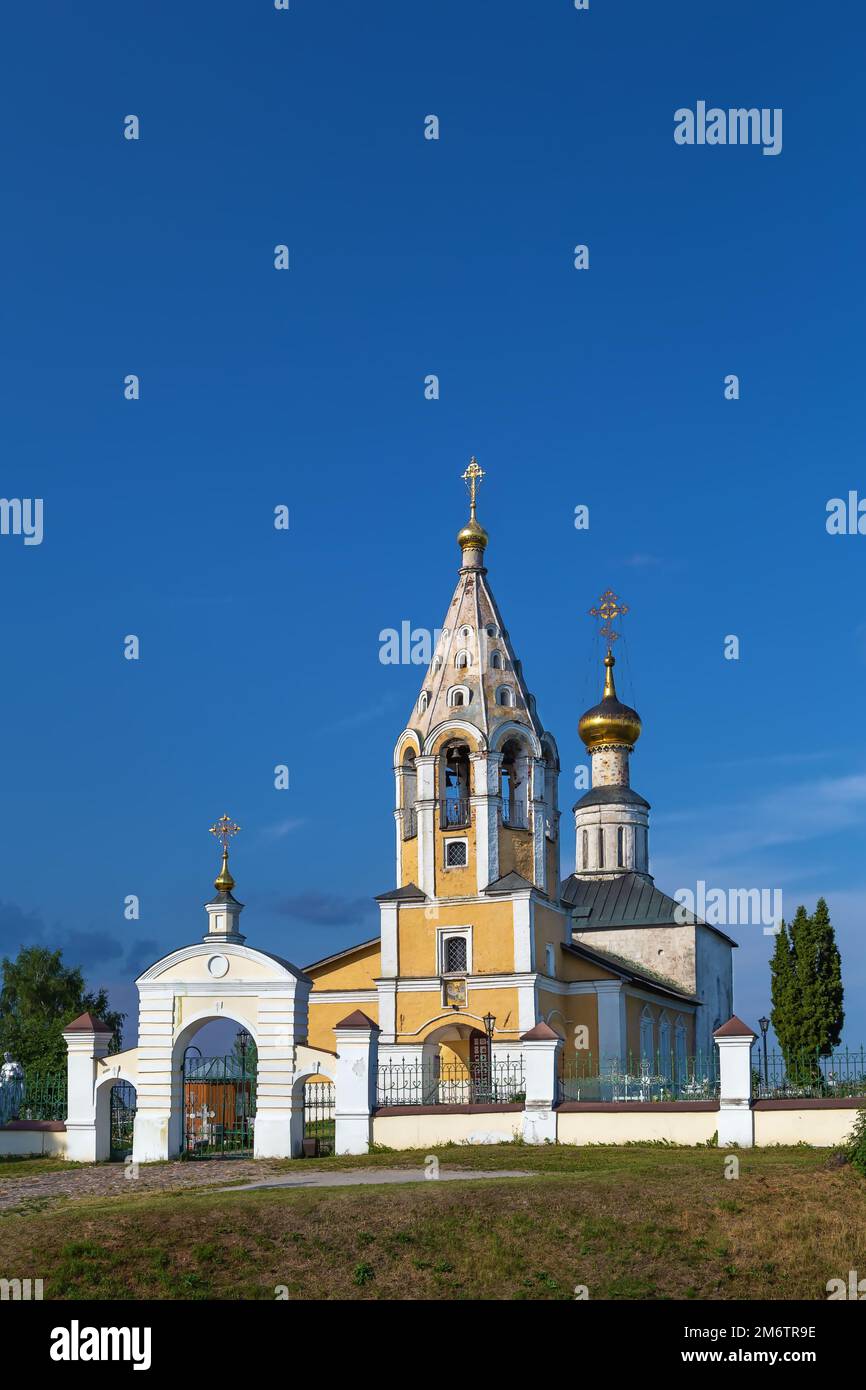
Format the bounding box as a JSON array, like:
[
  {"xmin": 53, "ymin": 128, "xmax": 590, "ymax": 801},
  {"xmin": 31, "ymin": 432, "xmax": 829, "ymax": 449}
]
[
  {"xmin": 462, "ymin": 457, "xmax": 485, "ymax": 514},
  {"xmin": 209, "ymin": 814, "xmax": 241, "ymax": 850},
  {"xmin": 589, "ymin": 589, "xmax": 629, "ymax": 645}
]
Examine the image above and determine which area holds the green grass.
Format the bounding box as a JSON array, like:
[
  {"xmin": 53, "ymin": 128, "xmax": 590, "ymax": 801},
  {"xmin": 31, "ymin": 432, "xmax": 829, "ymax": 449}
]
[
  {"xmin": 0, "ymin": 1144, "xmax": 861, "ymax": 1300},
  {"xmin": 0, "ymin": 1154, "xmax": 80, "ymax": 1177}
]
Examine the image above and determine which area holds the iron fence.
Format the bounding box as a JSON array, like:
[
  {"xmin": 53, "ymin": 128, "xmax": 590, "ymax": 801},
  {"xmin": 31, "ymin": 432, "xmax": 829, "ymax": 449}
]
[
  {"xmin": 558, "ymin": 1052, "xmax": 719, "ymax": 1103},
  {"xmin": 303, "ymin": 1080, "xmax": 335, "ymax": 1154},
  {"xmin": 377, "ymin": 1054, "xmax": 525, "ymax": 1106},
  {"xmin": 1, "ymin": 1070, "xmax": 68, "ymax": 1124},
  {"xmin": 754, "ymin": 1047, "xmax": 866, "ymax": 1100}
]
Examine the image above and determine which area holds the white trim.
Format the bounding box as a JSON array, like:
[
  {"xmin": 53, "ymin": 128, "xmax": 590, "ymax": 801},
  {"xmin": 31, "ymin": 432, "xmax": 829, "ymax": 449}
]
[{"xmin": 309, "ymin": 990, "xmax": 378, "ymax": 1005}]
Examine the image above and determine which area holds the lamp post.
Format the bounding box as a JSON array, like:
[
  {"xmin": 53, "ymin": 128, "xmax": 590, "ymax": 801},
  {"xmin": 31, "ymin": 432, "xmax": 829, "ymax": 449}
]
[
  {"xmin": 482, "ymin": 1012, "xmax": 496, "ymax": 1101},
  {"xmin": 758, "ymin": 1016, "xmax": 770, "ymax": 1091}
]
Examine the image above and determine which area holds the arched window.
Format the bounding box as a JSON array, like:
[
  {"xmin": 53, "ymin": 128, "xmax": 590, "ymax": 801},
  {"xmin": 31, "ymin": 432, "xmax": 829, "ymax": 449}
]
[
  {"xmin": 447, "ymin": 685, "xmax": 469, "ymax": 708},
  {"xmin": 495, "ymin": 685, "xmax": 514, "ymax": 707},
  {"xmin": 455, "ymin": 649, "xmax": 471, "ymax": 669},
  {"xmin": 500, "ymin": 738, "xmax": 528, "ymax": 829},
  {"xmin": 582, "ymin": 828, "xmax": 588, "ymax": 869},
  {"xmin": 490, "ymin": 651, "xmax": 503, "ymax": 670},
  {"xmin": 440, "ymin": 742, "xmax": 470, "ymax": 827},
  {"xmin": 418, "ymin": 691, "xmax": 429, "ymax": 714},
  {"xmin": 459, "ymin": 626, "xmax": 473, "ymax": 641},
  {"xmin": 617, "ymin": 825, "xmax": 625, "ymax": 867},
  {"xmin": 640, "ymin": 1007, "xmax": 654, "ymax": 1070},
  {"xmin": 659, "ymin": 1013, "xmax": 672, "ymax": 1081},
  {"xmin": 433, "ymin": 657, "xmax": 442, "ymax": 673},
  {"xmin": 401, "ymin": 748, "xmax": 417, "ymax": 839},
  {"xmin": 674, "ymin": 1018, "xmax": 687, "ymax": 1085},
  {"xmin": 597, "ymin": 828, "xmax": 605, "ymax": 868}
]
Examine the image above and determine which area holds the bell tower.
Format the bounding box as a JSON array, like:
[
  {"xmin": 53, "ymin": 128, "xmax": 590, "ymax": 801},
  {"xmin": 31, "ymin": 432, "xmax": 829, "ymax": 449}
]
[
  {"xmin": 392, "ymin": 461, "xmax": 561, "ymax": 901},
  {"xmin": 573, "ymin": 591, "xmax": 651, "ymax": 880}
]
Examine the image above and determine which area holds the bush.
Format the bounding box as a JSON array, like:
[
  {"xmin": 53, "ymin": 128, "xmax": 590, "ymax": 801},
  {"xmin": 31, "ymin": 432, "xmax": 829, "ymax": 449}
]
[{"xmin": 846, "ymin": 1105, "xmax": 866, "ymax": 1177}]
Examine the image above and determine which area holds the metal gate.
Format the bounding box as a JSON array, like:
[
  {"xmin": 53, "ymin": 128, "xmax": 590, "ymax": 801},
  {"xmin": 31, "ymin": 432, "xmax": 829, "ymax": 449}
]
[
  {"xmin": 303, "ymin": 1080, "xmax": 335, "ymax": 1156},
  {"xmin": 182, "ymin": 1055, "xmax": 256, "ymax": 1159},
  {"xmin": 110, "ymin": 1082, "xmax": 137, "ymax": 1160}
]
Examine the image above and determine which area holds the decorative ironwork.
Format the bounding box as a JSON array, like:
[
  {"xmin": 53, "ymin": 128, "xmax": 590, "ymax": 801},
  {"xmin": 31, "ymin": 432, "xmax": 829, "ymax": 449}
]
[
  {"xmin": 461, "ymin": 457, "xmax": 485, "ymax": 511},
  {"xmin": 441, "ymin": 798, "xmax": 470, "ymax": 829},
  {"xmin": 303, "ymin": 1080, "xmax": 335, "ymax": 1156},
  {"xmin": 501, "ymin": 800, "xmax": 528, "ymax": 829},
  {"xmin": 182, "ymin": 1054, "xmax": 256, "ymax": 1159},
  {"xmin": 8, "ymin": 1070, "xmax": 67, "ymax": 1123},
  {"xmin": 110, "ymin": 1082, "xmax": 137, "ymax": 1160},
  {"xmin": 558, "ymin": 1051, "xmax": 719, "ymax": 1104},
  {"xmin": 754, "ymin": 1046, "xmax": 866, "ymax": 1100},
  {"xmin": 588, "ymin": 588, "xmax": 629, "ymax": 646},
  {"xmin": 377, "ymin": 1054, "xmax": 525, "ymax": 1107}
]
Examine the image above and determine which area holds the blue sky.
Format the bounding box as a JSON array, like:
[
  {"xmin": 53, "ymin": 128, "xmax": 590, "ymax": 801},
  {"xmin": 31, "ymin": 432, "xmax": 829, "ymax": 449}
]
[{"xmin": 1, "ymin": 1, "xmax": 864, "ymax": 1045}]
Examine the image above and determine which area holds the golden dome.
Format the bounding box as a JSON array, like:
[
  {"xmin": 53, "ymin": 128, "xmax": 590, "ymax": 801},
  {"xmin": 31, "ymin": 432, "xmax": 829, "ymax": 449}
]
[
  {"xmin": 457, "ymin": 515, "xmax": 489, "ymax": 552},
  {"xmin": 578, "ymin": 650, "xmax": 642, "ymax": 751},
  {"xmin": 214, "ymin": 847, "xmax": 235, "ymax": 894}
]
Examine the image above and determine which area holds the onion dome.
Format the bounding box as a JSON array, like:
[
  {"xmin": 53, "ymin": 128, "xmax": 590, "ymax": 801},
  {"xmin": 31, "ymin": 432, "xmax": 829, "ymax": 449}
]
[
  {"xmin": 578, "ymin": 650, "xmax": 642, "ymax": 751},
  {"xmin": 457, "ymin": 514, "xmax": 489, "ymax": 553}
]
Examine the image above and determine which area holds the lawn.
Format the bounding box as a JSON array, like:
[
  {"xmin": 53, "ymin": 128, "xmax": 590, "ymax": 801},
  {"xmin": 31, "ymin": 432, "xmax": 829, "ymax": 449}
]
[{"xmin": 0, "ymin": 1144, "xmax": 862, "ymax": 1300}]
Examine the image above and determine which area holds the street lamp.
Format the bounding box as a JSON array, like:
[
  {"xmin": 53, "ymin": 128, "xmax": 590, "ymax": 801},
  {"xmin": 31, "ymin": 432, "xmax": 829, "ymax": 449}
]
[
  {"xmin": 758, "ymin": 1016, "xmax": 770, "ymax": 1090},
  {"xmin": 482, "ymin": 1013, "xmax": 496, "ymax": 1100}
]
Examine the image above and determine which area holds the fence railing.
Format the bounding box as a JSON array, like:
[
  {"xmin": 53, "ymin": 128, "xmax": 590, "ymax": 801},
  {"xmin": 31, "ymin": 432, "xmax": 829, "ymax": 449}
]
[
  {"xmin": 754, "ymin": 1047, "xmax": 866, "ymax": 1100},
  {"xmin": 440, "ymin": 798, "xmax": 471, "ymax": 828},
  {"xmin": 501, "ymin": 801, "xmax": 528, "ymax": 829},
  {"xmin": 558, "ymin": 1052, "xmax": 719, "ymax": 1104},
  {"xmin": 377, "ymin": 1055, "xmax": 525, "ymax": 1107},
  {"xmin": 0, "ymin": 1070, "xmax": 68, "ymax": 1124}
]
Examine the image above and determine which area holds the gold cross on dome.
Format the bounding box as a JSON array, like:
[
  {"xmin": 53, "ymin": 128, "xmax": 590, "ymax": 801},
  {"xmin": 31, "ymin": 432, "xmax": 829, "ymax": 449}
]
[
  {"xmin": 209, "ymin": 813, "xmax": 241, "ymax": 851},
  {"xmin": 462, "ymin": 457, "xmax": 485, "ymax": 513},
  {"xmin": 589, "ymin": 589, "xmax": 629, "ymax": 645}
]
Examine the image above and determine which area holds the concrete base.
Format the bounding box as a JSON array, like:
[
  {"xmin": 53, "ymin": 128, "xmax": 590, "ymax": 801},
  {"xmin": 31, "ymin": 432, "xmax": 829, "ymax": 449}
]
[
  {"xmin": 718, "ymin": 1103, "xmax": 754, "ymax": 1148},
  {"xmin": 521, "ymin": 1105, "xmax": 557, "ymax": 1145},
  {"xmin": 132, "ymin": 1112, "xmax": 171, "ymax": 1164},
  {"xmin": 335, "ymin": 1113, "xmax": 371, "ymax": 1155},
  {"xmin": 60, "ymin": 1123, "xmax": 100, "ymax": 1163},
  {"xmin": 253, "ymin": 1112, "xmax": 295, "ymax": 1160}
]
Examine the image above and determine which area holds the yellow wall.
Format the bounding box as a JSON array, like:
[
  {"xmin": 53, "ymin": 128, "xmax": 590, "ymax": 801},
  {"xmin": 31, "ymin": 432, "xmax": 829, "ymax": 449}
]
[{"xmin": 396, "ymin": 900, "xmax": 515, "ymax": 977}]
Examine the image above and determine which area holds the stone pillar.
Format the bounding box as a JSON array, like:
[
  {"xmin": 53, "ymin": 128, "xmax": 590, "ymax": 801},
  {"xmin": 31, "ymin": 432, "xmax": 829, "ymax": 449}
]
[
  {"xmin": 62, "ymin": 1013, "xmax": 115, "ymax": 1162},
  {"xmin": 715, "ymin": 1016, "xmax": 756, "ymax": 1148},
  {"xmin": 253, "ymin": 985, "xmax": 310, "ymax": 1159},
  {"xmin": 520, "ymin": 1022, "xmax": 562, "ymax": 1144},
  {"xmin": 334, "ymin": 1010, "xmax": 380, "ymax": 1155}
]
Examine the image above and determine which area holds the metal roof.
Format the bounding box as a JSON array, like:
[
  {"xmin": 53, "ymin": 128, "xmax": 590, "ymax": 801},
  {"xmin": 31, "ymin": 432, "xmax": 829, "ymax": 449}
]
[{"xmin": 560, "ymin": 871, "xmax": 738, "ymax": 947}]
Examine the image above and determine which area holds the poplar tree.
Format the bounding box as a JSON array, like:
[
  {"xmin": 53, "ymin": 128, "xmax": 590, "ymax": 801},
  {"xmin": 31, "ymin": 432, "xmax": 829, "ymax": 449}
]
[{"xmin": 770, "ymin": 899, "xmax": 844, "ymax": 1077}]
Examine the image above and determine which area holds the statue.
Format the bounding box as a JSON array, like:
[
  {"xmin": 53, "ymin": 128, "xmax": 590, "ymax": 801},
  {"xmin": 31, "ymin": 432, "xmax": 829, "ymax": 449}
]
[{"xmin": 0, "ymin": 1052, "xmax": 24, "ymax": 1125}]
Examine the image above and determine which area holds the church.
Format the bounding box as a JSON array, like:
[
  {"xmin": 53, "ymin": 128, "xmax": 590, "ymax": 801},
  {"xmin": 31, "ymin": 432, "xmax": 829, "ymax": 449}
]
[{"xmin": 303, "ymin": 461, "xmax": 735, "ymax": 1085}]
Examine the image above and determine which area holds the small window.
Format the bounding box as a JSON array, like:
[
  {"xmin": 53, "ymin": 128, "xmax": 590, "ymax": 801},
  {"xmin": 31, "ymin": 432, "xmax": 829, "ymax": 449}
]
[
  {"xmin": 433, "ymin": 657, "xmax": 442, "ymax": 673},
  {"xmin": 418, "ymin": 691, "xmax": 429, "ymax": 713},
  {"xmin": 486, "ymin": 625, "xmax": 497, "ymax": 638},
  {"xmin": 617, "ymin": 825, "xmax": 625, "ymax": 867},
  {"xmin": 444, "ymin": 936, "xmax": 468, "ymax": 973},
  {"xmin": 445, "ymin": 839, "xmax": 468, "ymax": 867},
  {"xmin": 597, "ymin": 828, "xmax": 605, "ymax": 868},
  {"xmin": 582, "ymin": 828, "xmax": 588, "ymax": 869},
  {"xmin": 545, "ymin": 943, "xmax": 556, "ymax": 977},
  {"xmin": 460, "ymin": 626, "xmax": 472, "ymax": 640},
  {"xmin": 490, "ymin": 651, "xmax": 503, "ymax": 670},
  {"xmin": 455, "ymin": 649, "xmax": 471, "ymax": 669},
  {"xmin": 447, "ymin": 685, "xmax": 469, "ymax": 708},
  {"xmin": 495, "ymin": 686, "xmax": 514, "ymax": 707}
]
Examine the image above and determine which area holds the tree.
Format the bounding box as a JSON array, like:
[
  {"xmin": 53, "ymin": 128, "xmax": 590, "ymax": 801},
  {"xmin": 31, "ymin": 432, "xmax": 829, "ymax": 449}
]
[
  {"xmin": 0, "ymin": 945, "xmax": 125, "ymax": 1072},
  {"xmin": 770, "ymin": 898, "xmax": 844, "ymax": 1076}
]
